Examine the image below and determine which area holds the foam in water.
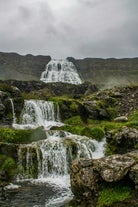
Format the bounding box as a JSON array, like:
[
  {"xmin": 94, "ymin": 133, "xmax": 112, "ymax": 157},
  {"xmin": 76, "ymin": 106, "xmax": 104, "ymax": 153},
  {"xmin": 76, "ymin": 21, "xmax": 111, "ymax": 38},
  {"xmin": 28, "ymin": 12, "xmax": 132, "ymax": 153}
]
[
  {"xmin": 40, "ymin": 59, "xmax": 82, "ymax": 85},
  {"xmin": 16, "ymin": 131, "xmax": 105, "ymax": 206},
  {"xmin": 10, "ymin": 98, "xmax": 105, "ymax": 206},
  {"xmin": 14, "ymin": 100, "xmax": 63, "ymax": 129},
  {"xmin": 17, "ymin": 131, "xmax": 105, "ymax": 180}
]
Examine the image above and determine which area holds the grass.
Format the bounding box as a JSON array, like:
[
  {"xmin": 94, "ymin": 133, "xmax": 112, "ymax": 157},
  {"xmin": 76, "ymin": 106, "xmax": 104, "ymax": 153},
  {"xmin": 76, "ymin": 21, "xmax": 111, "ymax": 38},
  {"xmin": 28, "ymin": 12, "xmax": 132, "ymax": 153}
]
[
  {"xmin": 97, "ymin": 184, "xmax": 133, "ymax": 207},
  {"xmin": 0, "ymin": 127, "xmax": 46, "ymax": 144}
]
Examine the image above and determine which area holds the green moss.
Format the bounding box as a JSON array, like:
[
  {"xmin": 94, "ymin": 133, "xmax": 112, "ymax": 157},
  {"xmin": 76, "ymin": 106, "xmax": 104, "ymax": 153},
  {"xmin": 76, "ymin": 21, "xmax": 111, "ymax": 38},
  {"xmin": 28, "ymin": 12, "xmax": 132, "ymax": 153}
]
[
  {"xmin": 52, "ymin": 125, "xmax": 84, "ymax": 136},
  {"xmin": 65, "ymin": 116, "xmax": 84, "ymax": 125},
  {"xmin": 0, "ymin": 83, "xmax": 15, "ymax": 95},
  {"xmin": 97, "ymin": 184, "xmax": 133, "ymax": 207},
  {"xmin": 106, "ymin": 107, "xmax": 118, "ymax": 119},
  {"xmin": 0, "ymin": 155, "xmax": 16, "ymax": 179},
  {"xmin": 0, "ymin": 127, "xmax": 46, "ymax": 144},
  {"xmin": 126, "ymin": 110, "xmax": 138, "ymax": 129},
  {"xmin": 22, "ymin": 87, "xmax": 53, "ymax": 100},
  {"xmin": 81, "ymin": 127, "xmax": 104, "ymax": 141}
]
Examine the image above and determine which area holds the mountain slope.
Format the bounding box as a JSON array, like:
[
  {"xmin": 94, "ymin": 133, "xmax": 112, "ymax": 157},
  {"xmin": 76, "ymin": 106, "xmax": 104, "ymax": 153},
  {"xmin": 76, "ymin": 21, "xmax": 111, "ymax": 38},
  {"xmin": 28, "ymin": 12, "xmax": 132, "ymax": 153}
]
[{"xmin": 0, "ymin": 52, "xmax": 138, "ymax": 85}]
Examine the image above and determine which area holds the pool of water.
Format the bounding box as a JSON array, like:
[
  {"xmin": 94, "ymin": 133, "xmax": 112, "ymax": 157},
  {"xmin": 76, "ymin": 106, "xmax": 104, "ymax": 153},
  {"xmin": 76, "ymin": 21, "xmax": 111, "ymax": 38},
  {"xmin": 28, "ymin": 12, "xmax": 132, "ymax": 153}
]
[{"xmin": 0, "ymin": 179, "xmax": 73, "ymax": 207}]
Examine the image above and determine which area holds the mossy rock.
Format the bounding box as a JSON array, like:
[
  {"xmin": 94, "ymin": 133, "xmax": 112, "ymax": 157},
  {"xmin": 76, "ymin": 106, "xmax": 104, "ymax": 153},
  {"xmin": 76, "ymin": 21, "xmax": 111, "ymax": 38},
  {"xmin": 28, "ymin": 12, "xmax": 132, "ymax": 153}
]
[
  {"xmin": 0, "ymin": 127, "xmax": 46, "ymax": 144},
  {"xmin": 81, "ymin": 127, "xmax": 105, "ymax": 141},
  {"xmin": 0, "ymin": 155, "xmax": 16, "ymax": 180}
]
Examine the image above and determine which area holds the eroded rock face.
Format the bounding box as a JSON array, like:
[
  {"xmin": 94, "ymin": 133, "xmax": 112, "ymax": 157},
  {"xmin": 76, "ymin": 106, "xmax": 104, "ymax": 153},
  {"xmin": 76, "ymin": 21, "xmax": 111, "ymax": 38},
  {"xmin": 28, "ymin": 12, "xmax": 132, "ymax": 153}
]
[{"xmin": 70, "ymin": 151, "xmax": 138, "ymax": 199}]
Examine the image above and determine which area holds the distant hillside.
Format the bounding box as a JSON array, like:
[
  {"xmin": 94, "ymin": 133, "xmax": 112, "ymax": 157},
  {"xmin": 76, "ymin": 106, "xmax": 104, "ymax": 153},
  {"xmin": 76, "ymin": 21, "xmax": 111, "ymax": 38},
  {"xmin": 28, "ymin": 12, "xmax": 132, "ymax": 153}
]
[
  {"xmin": 0, "ymin": 52, "xmax": 138, "ymax": 86},
  {"xmin": 68, "ymin": 57, "xmax": 138, "ymax": 86},
  {"xmin": 0, "ymin": 52, "xmax": 51, "ymax": 80}
]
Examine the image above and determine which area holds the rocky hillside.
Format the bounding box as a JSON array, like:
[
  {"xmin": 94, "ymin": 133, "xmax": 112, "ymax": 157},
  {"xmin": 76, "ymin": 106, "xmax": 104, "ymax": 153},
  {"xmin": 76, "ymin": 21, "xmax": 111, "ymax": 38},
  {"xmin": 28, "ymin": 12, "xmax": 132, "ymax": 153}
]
[
  {"xmin": 68, "ymin": 57, "xmax": 138, "ymax": 85},
  {"xmin": 0, "ymin": 52, "xmax": 138, "ymax": 85},
  {"xmin": 0, "ymin": 52, "xmax": 51, "ymax": 81}
]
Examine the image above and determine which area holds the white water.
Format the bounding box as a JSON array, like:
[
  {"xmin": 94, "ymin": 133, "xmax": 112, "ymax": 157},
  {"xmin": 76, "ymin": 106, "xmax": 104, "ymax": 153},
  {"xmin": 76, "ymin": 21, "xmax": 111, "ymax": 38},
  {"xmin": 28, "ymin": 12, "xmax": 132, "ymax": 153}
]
[
  {"xmin": 16, "ymin": 131, "xmax": 105, "ymax": 206},
  {"xmin": 40, "ymin": 59, "xmax": 82, "ymax": 85},
  {"xmin": 14, "ymin": 100, "xmax": 63, "ymax": 129},
  {"xmin": 9, "ymin": 99, "xmax": 105, "ymax": 206},
  {"xmin": 9, "ymin": 98, "xmax": 16, "ymax": 125}
]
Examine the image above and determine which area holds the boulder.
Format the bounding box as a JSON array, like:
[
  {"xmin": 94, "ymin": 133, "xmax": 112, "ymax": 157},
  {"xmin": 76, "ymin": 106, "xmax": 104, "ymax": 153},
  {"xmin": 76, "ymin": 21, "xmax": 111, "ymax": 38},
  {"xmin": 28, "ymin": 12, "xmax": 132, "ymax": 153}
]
[
  {"xmin": 106, "ymin": 127, "xmax": 138, "ymax": 154},
  {"xmin": 114, "ymin": 116, "xmax": 128, "ymax": 122},
  {"xmin": 129, "ymin": 164, "xmax": 138, "ymax": 189},
  {"xmin": 70, "ymin": 151, "xmax": 138, "ymax": 199},
  {"xmin": 96, "ymin": 154, "xmax": 134, "ymax": 182},
  {"xmin": 115, "ymin": 127, "xmax": 138, "ymax": 147}
]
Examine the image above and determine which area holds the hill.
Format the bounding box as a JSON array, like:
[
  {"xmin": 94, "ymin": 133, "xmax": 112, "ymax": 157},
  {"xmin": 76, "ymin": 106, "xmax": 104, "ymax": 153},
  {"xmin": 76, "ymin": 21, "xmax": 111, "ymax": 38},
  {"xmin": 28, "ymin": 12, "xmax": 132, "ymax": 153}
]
[{"xmin": 0, "ymin": 52, "xmax": 138, "ymax": 86}]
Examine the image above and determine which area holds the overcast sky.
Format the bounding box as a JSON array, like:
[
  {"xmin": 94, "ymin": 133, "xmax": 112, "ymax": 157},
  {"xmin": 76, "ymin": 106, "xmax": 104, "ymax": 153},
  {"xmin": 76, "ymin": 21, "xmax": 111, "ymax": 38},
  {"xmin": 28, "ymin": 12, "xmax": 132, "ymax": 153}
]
[{"xmin": 0, "ymin": 0, "xmax": 138, "ymax": 58}]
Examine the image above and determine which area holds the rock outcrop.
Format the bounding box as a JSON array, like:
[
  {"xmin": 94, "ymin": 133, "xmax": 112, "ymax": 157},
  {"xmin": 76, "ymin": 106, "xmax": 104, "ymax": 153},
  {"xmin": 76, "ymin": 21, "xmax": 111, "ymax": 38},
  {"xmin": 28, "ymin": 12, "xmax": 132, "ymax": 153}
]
[
  {"xmin": 106, "ymin": 127, "xmax": 138, "ymax": 154},
  {"xmin": 70, "ymin": 151, "xmax": 138, "ymax": 202}
]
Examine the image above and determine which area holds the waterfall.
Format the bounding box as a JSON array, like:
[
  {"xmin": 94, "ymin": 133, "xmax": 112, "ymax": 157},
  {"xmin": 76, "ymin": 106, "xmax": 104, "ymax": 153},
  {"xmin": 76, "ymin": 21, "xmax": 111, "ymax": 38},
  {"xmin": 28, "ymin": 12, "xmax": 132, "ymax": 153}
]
[
  {"xmin": 14, "ymin": 100, "xmax": 63, "ymax": 129},
  {"xmin": 40, "ymin": 59, "xmax": 82, "ymax": 85},
  {"xmin": 7, "ymin": 98, "xmax": 106, "ymax": 207},
  {"xmin": 9, "ymin": 98, "xmax": 16, "ymax": 125},
  {"xmin": 17, "ymin": 131, "xmax": 105, "ymax": 180}
]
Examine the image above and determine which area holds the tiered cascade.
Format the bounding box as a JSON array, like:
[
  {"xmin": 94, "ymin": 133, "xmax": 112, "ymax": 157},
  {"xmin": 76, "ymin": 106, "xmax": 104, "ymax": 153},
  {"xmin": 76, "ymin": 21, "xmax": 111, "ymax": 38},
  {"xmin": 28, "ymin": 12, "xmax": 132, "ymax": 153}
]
[
  {"xmin": 40, "ymin": 59, "xmax": 82, "ymax": 85},
  {"xmin": 14, "ymin": 100, "xmax": 62, "ymax": 129},
  {"xmin": 17, "ymin": 131, "xmax": 105, "ymax": 180},
  {"xmin": 4, "ymin": 98, "xmax": 105, "ymax": 207}
]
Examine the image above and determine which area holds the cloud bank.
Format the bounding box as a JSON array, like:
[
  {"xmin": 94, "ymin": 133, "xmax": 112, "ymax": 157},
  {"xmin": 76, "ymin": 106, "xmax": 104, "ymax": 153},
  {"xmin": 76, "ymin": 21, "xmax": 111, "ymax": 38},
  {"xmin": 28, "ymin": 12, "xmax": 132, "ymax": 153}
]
[{"xmin": 0, "ymin": 0, "xmax": 138, "ymax": 58}]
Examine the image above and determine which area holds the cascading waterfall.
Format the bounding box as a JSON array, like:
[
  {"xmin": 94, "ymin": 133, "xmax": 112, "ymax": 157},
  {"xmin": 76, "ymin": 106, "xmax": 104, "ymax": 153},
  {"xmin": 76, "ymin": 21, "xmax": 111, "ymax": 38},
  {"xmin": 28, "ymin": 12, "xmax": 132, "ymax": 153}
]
[
  {"xmin": 17, "ymin": 130, "xmax": 105, "ymax": 179},
  {"xmin": 5, "ymin": 99, "xmax": 106, "ymax": 207},
  {"xmin": 9, "ymin": 98, "xmax": 16, "ymax": 125},
  {"xmin": 14, "ymin": 100, "xmax": 62, "ymax": 129},
  {"xmin": 16, "ymin": 131, "xmax": 105, "ymax": 206},
  {"xmin": 40, "ymin": 59, "xmax": 82, "ymax": 85}
]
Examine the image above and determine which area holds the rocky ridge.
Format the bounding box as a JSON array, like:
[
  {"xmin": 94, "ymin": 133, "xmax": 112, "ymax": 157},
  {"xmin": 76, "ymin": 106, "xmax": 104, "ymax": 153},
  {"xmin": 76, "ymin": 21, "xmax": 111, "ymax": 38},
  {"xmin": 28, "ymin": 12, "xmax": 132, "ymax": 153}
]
[{"xmin": 0, "ymin": 52, "xmax": 138, "ymax": 86}]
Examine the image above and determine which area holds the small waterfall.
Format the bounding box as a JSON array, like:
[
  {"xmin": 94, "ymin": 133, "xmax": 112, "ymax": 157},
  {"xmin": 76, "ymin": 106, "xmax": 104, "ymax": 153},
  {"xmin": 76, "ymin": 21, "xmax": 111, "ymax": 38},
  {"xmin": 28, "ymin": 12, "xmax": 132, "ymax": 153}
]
[
  {"xmin": 40, "ymin": 59, "xmax": 82, "ymax": 85},
  {"xmin": 14, "ymin": 100, "xmax": 63, "ymax": 129},
  {"xmin": 17, "ymin": 131, "xmax": 105, "ymax": 180},
  {"xmin": 9, "ymin": 98, "xmax": 16, "ymax": 125}
]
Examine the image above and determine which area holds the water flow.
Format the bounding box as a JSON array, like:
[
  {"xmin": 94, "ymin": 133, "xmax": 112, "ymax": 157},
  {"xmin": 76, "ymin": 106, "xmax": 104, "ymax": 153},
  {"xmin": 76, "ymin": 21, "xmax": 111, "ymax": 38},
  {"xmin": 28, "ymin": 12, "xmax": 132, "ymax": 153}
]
[
  {"xmin": 16, "ymin": 132, "xmax": 105, "ymax": 206},
  {"xmin": 40, "ymin": 59, "xmax": 82, "ymax": 85},
  {"xmin": 14, "ymin": 100, "xmax": 63, "ymax": 129},
  {"xmin": 9, "ymin": 98, "xmax": 16, "ymax": 125},
  {"xmin": 17, "ymin": 131, "xmax": 105, "ymax": 180}
]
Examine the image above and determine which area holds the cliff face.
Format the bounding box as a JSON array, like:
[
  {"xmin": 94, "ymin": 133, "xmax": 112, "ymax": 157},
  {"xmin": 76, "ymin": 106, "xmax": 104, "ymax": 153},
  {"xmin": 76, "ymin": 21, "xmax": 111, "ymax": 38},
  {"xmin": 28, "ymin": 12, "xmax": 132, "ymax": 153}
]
[
  {"xmin": 68, "ymin": 57, "xmax": 138, "ymax": 85},
  {"xmin": 0, "ymin": 52, "xmax": 138, "ymax": 85},
  {"xmin": 0, "ymin": 52, "xmax": 51, "ymax": 81}
]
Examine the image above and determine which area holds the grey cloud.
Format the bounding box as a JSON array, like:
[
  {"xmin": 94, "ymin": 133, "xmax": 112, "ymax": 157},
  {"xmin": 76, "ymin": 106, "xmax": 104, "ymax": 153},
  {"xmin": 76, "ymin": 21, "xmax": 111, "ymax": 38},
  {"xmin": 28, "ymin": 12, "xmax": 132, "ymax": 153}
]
[{"xmin": 0, "ymin": 0, "xmax": 138, "ymax": 58}]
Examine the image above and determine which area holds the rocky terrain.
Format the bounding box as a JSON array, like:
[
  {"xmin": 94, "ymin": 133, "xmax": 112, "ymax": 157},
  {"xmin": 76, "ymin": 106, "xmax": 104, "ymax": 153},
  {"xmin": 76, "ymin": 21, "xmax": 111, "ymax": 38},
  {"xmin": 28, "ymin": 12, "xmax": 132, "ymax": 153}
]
[
  {"xmin": 0, "ymin": 79, "xmax": 137, "ymax": 206},
  {"xmin": 0, "ymin": 52, "xmax": 138, "ymax": 86}
]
